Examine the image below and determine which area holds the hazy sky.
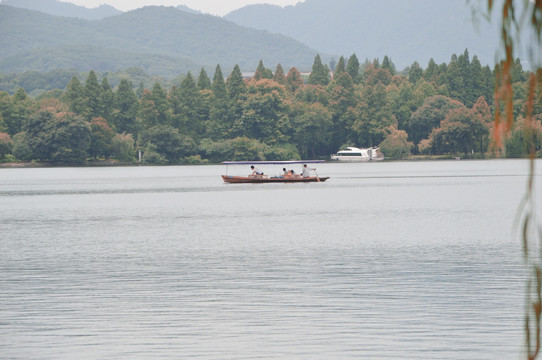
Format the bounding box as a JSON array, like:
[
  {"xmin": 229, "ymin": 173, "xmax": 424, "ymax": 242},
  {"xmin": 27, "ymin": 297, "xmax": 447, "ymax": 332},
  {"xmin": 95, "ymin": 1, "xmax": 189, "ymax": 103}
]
[{"xmin": 64, "ymin": 0, "xmax": 304, "ymax": 16}]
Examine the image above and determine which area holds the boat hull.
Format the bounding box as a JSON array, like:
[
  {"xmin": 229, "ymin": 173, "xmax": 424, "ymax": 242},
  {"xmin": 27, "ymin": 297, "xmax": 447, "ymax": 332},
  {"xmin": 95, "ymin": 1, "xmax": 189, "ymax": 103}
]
[{"xmin": 222, "ymin": 175, "xmax": 329, "ymax": 183}]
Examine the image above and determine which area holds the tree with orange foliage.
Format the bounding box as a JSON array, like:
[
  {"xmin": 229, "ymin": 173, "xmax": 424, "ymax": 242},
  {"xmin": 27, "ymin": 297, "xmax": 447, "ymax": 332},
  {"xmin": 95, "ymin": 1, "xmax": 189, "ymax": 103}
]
[{"xmin": 484, "ymin": 0, "xmax": 542, "ymax": 358}]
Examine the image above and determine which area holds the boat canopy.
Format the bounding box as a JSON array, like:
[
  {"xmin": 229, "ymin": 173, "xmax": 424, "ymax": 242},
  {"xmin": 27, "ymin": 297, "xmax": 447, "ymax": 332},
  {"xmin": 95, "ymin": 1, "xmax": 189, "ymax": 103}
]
[{"xmin": 222, "ymin": 160, "xmax": 324, "ymax": 165}]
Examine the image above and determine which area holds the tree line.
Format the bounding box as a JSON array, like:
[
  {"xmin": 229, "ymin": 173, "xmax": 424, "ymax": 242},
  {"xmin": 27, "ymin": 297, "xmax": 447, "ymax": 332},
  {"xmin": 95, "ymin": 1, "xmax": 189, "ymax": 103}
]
[{"xmin": 0, "ymin": 50, "xmax": 541, "ymax": 165}]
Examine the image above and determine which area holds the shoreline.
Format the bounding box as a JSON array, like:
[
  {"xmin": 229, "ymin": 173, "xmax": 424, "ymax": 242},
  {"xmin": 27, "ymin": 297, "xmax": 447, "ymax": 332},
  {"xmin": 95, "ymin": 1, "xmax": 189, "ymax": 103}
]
[{"xmin": 0, "ymin": 156, "xmax": 527, "ymax": 168}]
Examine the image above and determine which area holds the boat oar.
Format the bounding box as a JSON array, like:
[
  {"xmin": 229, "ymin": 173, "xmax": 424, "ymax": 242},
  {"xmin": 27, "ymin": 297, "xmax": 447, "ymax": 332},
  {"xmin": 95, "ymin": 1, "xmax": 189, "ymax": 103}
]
[{"xmin": 314, "ymin": 169, "xmax": 320, "ymax": 182}]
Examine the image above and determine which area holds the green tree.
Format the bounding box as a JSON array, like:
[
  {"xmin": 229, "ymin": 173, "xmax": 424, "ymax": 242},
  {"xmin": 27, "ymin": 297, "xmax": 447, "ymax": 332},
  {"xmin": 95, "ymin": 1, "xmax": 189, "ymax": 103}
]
[
  {"xmin": 48, "ymin": 112, "xmax": 91, "ymax": 164},
  {"xmin": 389, "ymin": 81, "xmax": 420, "ymax": 132},
  {"xmin": 408, "ymin": 61, "xmax": 423, "ymax": 84},
  {"xmin": 346, "ymin": 54, "xmax": 360, "ymax": 83},
  {"xmin": 207, "ymin": 65, "xmax": 230, "ymax": 139},
  {"xmin": 351, "ymin": 83, "xmax": 395, "ymax": 147},
  {"xmin": 445, "ymin": 50, "xmax": 471, "ymax": 105},
  {"xmin": 65, "ymin": 76, "xmax": 86, "ymax": 115},
  {"xmin": 366, "ymin": 67, "xmax": 393, "ymax": 86},
  {"xmin": 177, "ymin": 72, "xmax": 205, "ymax": 139},
  {"xmin": 379, "ymin": 126, "xmax": 412, "ymax": 159},
  {"xmin": 227, "ymin": 65, "xmax": 247, "ymax": 101},
  {"xmin": 89, "ymin": 117, "xmax": 114, "ymax": 159},
  {"xmin": 136, "ymin": 81, "xmax": 145, "ymax": 98},
  {"xmin": 233, "ymin": 79, "xmax": 291, "ymax": 144},
  {"xmin": 408, "ymin": 95, "xmax": 464, "ymax": 144},
  {"xmin": 328, "ymin": 72, "xmax": 356, "ymax": 148},
  {"xmin": 99, "ymin": 77, "xmax": 114, "ymax": 120},
  {"xmin": 7, "ymin": 89, "xmax": 35, "ymax": 136},
  {"xmin": 0, "ymin": 92, "xmax": 13, "ymax": 133},
  {"xmin": 111, "ymin": 133, "xmax": 135, "ymax": 162},
  {"xmin": 286, "ymin": 67, "xmax": 304, "ymax": 93},
  {"xmin": 197, "ymin": 68, "xmax": 211, "ymax": 90},
  {"xmin": 138, "ymin": 89, "xmax": 159, "ymax": 129},
  {"xmin": 113, "ymin": 79, "xmax": 139, "ymax": 136},
  {"xmin": 255, "ymin": 59, "xmax": 273, "ymax": 80},
  {"xmin": 227, "ymin": 65, "xmax": 247, "ymax": 137},
  {"xmin": 423, "ymin": 58, "xmax": 440, "ymax": 83},
  {"xmin": 84, "ymin": 70, "xmax": 102, "ymax": 121},
  {"xmin": 471, "ymin": 95, "xmax": 493, "ymax": 154},
  {"xmin": 11, "ymin": 132, "xmax": 32, "ymax": 161},
  {"xmin": 308, "ymin": 54, "xmax": 330, "ymax": 86},
  {"xmin": 292, "ymin": 102, "xmax": 332, "ymax": 158},
  {"xmin": 273, "ymin": 64, "xmax": 287, "ymax": 85},
  {"xmin": 468, "ymin": 55, "xmax": 486, "ymax": 107},
  {"xmin": 430, "ymin": 105, "xmax": 488, "ymax": 157},
  {"xmin": 381, "ymin": 56, "xmax": 396, "ymax": 76},
  {"xmin": 0, "ymin": 132, "xmax": 13, "ymax": 159},
  {"xmin": 151, "ymin": 82, "xmax": 171, "ymax": 126},
  {"xmin": 140, "ymin": 125, "xmax": 196, "ymax": 164},
  {"xmin": 24, "ymin": 109, "xmax": 90, "ymax": 164},
  {"xmin": 334, "ymin": 56, "xmax": 346, "ymax": 78},
  {"xmin": 24, "ymin": 109, "xmax": 54, "ymax": 160}
]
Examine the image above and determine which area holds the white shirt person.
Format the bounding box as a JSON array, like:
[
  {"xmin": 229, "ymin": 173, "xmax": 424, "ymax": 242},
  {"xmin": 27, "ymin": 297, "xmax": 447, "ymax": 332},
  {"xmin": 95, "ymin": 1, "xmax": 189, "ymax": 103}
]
[
  {"xmin": 250, "ymin": 165, "xmax": 263, "ymax": 175},
  {"xmin": 301, "ymin": 164, "xmax": 315, "ymax": 178}
]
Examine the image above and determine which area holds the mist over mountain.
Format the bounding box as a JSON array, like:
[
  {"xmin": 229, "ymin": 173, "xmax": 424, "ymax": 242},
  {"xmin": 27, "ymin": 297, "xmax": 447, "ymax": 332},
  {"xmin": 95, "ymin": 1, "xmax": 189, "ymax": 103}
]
[
  {"xmin": 0, "ymin": 4, "xmax": 320, "ymax": 77},
  {"xmin": 225, "ymin": 0, "xmax": 502, "ymax": 69},
  {"xmin": 1, "ymin": 0, "xmax": 122, "ymax": 19}
]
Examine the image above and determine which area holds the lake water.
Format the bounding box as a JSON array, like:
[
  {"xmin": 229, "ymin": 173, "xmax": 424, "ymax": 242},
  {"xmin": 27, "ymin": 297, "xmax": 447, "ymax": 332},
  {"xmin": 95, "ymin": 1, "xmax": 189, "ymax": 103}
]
[{"xmin": 0, "ymin": 159, "xmax": 539, "ymax": 359}]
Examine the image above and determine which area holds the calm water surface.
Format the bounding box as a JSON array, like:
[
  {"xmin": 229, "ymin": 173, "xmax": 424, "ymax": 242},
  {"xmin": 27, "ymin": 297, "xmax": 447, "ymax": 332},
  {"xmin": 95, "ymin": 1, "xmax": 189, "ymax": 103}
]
[{"xmin": 0, "ymin": 160, "xmax": 538, "ymax": 359}]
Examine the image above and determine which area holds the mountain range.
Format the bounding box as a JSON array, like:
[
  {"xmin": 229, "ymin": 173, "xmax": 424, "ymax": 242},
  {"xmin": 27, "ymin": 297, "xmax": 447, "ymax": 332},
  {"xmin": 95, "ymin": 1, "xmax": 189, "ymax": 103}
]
[
  {"xmin": 225, "ymin": 0, "xmax": 502, "ymax": 69},
  {"xmin": 0, "ymin": 0, "xmax": 508, "ymax": 78},
  {"xmin": 0, "ymin": 4, "xmax": 319, "ymax": 77}
]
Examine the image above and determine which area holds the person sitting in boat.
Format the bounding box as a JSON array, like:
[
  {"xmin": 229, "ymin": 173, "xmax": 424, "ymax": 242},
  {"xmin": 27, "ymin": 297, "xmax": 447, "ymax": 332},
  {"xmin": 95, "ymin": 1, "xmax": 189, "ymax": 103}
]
[
  {"xmin": 282, "ymin": 168, "xmax": 290, "ymax": 178},
  {"xmin": 250, "ymin": 165, "xmax": 263, "ymax": 176},
  {"xmin": 301, "ymin": 164, "xmax": 315, "ymax": 178}
]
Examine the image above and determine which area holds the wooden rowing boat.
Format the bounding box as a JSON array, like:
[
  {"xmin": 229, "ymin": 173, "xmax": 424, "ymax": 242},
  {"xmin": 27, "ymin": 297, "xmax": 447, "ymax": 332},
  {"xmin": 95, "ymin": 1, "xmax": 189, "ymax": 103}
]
[
  {"xmin": 221, "ymin": 160, "xmax": 329, "ymax": 184},
  {"xmin": 221, "ymin": 175, "xmax": 329, "ymax": 183}
]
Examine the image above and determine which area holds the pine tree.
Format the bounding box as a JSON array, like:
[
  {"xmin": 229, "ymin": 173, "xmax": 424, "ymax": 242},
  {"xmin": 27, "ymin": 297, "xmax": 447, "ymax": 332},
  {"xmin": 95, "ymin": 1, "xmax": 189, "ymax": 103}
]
[
  {"xmin": 468, "ymin": 55, "xmax": 485, "ymax": 107},
  {"xmin": 286, "ymin": 67, "xmax": 304, "ymax": 93},
  {"xmin": 139, "ymin": 89, "xmax": 159, "ymax": 129},
  {"xmin": 151, "ymin": 82, "xmax": 170, "ymax": 126},
  {"xmin": 0, "ymin": 92, "xmax": 13, "ymax": 134},
  {"xmin": 381, "ymin": 56, "xmax": 396, "ymax": 76},
  {"xmin": 179, "ymin": 72, "xmax": 204, "ymax": 138},
  {"xmin": 11, "ymin": 88, "xmax": 34, "ymax": 136},
  {"xmin": 334, "ymin": 56, "xmax": 346, "ymax": 78},
  {"xmin": 346, "ymin": 54, "xmax": 360, "ymax": 83},
  {"xmin": 273, "ymin": 64, "xmax": 286, "ymax": 85},
  {"xmin": 255, "ymin": 60, "xmax": 273, "ymax": 79},
  {"xmin": 208, "ymin": 65, "xmax": 230, "ymax": 139},
  {"xmin": 408, "ymin": 61, "xmax": 423, "ymax": 84},
  {"xmin": 113, "ymin": 79, "xmax": 139, "ymax": 136},
  {"xmin": 227, "ymin": 65, "xmax": 246, "ymax": 100},
  {"xmin": 136, "ymin": 82, "xmax": 145, "ymax": 98},
  {"xmin": 423, "ymin": 58, "xmax": 439, "ymax": 83},
  {"xmin": 197, "ymin": 68, "xmax": 211, "ymax": 90},
  {"xmin": 99, "ymin": 77, "xmax": 114, "ymax": 120},
  {"xmin": 84, "ymin": 70, "xmax": 102, "ymax": 121},
  {"xmin": 308, "ymin": 54, "xmax": 330, "ymax": 86},
  {"xmin": 65, "ymin": 76, "xmax": 86, "ymax": 115}
]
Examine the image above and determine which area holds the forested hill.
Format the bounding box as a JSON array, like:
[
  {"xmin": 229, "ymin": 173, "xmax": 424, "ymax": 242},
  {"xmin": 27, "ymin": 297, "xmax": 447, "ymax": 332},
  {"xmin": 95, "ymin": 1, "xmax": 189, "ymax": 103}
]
[
  {"xmin": 1, "ymin": 0, "xmax": 121, "ymax": 19},
  {"xmin": 225, "ymin": 0, "xmax": 501, "ymax": 69},
  {"xmin": 0, "ymin": 5, "xmax": 320, "ymax": 77}
]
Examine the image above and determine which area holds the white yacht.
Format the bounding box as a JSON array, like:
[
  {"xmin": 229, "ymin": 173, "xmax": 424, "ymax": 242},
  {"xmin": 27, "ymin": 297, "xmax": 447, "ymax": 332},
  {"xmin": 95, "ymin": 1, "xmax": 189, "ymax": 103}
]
[{"xmin": 330, "ymin": 147, "xmax": 384, "ymax": 162}]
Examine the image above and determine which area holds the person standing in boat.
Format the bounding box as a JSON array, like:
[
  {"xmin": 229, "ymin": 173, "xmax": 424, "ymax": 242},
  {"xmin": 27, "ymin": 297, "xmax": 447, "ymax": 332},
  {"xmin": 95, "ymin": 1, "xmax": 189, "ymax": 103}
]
[
  {"xmin": 250, "ymin": 165, "xmax": 263, "ymax": 176},
  {"xmin": 301, "ymin": 164, "xmax": 315, "ymax": 178}
]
